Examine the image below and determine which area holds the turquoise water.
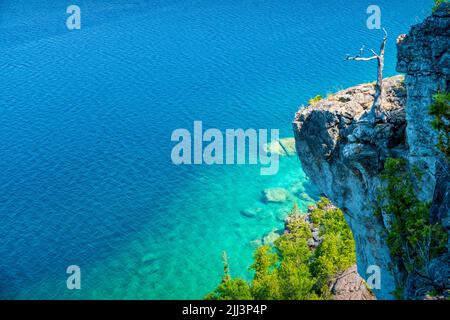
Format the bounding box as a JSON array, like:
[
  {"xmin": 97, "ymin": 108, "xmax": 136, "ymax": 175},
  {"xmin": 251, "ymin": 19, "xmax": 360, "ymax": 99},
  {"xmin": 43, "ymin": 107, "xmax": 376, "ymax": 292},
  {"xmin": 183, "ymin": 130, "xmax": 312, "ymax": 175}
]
[{"xmin": 0, "ymin": 1, "xmax": 432, "ymax": 299}]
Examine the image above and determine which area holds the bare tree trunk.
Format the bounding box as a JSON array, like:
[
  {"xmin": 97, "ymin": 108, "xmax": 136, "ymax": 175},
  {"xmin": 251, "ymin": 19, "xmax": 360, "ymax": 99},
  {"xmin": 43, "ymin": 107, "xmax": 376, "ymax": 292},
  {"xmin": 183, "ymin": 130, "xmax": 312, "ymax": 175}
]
[
  {"xmin": 372, "ymin": 32, "xmax": 387, "ymax": 120},
  {"xmin": 345, "ymin": 28, "xmax": 388, "ymax": 123}
]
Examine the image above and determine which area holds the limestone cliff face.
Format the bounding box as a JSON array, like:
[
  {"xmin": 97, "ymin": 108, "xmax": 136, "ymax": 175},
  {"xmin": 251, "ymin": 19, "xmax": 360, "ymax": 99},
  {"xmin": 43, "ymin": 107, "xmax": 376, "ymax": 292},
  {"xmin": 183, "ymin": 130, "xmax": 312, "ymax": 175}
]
[
  {"xmin": 396, "ymin": 4, "xmax": 450, "ymax": 201},
  {"xmin": 293, "ymin": 76, "xmax": 406, "ymax": 299},
  {"xmin": 292, "ymin": 5, "xmax": 449, "ymax": 300},
  {"xmin": 396, "ymin": 4, "xmax": 450, "ymax": 299}
]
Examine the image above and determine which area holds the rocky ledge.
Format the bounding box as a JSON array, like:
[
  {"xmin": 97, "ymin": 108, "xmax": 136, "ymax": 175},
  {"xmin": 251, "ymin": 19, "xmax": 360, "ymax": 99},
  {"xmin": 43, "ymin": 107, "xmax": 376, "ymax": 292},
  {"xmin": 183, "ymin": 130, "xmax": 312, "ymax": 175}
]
[
  {"xmin": 293, "ymin": 76, "xmax": 406, "ymax": 299},
  {"xmin": 330, "ymin": 265, "xmax": 376, "ymax": 300},
  {"xmin": 292, "ymin": 4, "xmax": 449, "ymax": 300}
]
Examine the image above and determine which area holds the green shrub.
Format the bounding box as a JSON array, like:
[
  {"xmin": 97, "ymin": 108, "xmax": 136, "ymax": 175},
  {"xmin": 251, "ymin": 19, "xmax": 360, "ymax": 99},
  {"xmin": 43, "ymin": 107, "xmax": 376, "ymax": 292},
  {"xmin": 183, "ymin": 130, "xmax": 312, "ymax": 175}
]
[
  {"xmin": 432, "ymin": 0, "xmax": 449, "ymax": 12},
  {"xmin": 428, "ymin": 92, "xmax": 450, "ymax": 160},
  {"xmin": 204, "ymin": 277, "xmax": 253, "ymax": 300},
  {"xmin": 308, "ymin": 95, "xmax": 323, "ymax": 106},
  {"xmin": 249, "ymin": 245, "xmax": 282, "ymax": 299},
  {"xmin": 377, "ymin": 158, "xmax": 448, "ymax": 289},
  {"xmin": 206, "ymin": 199, "xmax": 356, "ymax": 300},
  {"xmin": 205, "ymin": 251, "xmax": 253, "ymax": 300}
]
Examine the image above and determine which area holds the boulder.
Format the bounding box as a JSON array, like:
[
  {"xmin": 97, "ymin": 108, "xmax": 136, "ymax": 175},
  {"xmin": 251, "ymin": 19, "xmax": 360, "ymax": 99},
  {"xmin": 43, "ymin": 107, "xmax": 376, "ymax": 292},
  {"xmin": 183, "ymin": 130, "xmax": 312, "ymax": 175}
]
[
  {"xmin": 264, "ymin": 138, "xmax": 297, "ymax": 156},
  {"xmin": 241, "ymin": 207, "xmax": 264, "ymax": 218},
  {"xmin": 330, "ymin": 265, "xmax": 376, "ymax": 300},
  {"xmin": 262, "ymin": 229, "xmax": 282, "ymax": 245},
  {"xmin": 263, "ymin": 188, "xmax": 289, "ymax": 203},
  {"xmin": 250, "ymin": 239, "xmax": 263, "ymax": 248}
]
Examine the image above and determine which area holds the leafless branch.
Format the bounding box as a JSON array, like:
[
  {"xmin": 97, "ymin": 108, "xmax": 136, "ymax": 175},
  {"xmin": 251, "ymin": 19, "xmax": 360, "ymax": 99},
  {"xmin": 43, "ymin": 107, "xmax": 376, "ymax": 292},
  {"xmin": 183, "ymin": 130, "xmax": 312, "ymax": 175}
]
[
  {"xmin": 344, "ymin": 28, "xmax": 389, "ymax": 121},
  {"xmin": 370, "ymin": 49, "xmax": 379, "ymax": 57},
  {"xmin": 350, "ymin": 56, "xmax": 379, "ymax": 61},
  {"xmin": 345, "ymin": 44, "xmax": 378, "ymax": 61},
  {"xmin": 382, "ymin": 27, "xmax": 388, "ymax": 40}
]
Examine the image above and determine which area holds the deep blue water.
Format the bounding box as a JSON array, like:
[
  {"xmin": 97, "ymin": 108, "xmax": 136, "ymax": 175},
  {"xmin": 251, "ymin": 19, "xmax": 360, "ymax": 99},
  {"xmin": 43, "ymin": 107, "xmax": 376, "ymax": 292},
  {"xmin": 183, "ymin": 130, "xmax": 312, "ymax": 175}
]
[{"xmin": 0, "ymin": 0, "xmax": 432, "ymax": 299}]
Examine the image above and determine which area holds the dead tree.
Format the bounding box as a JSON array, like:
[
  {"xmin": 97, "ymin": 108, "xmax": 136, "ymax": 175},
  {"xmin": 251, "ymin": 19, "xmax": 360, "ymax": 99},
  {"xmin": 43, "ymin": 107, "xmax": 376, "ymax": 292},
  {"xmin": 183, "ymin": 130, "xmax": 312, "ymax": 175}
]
[{"xmin": 345, "ymin": 28, "xmax": 388, "ymax": 122}]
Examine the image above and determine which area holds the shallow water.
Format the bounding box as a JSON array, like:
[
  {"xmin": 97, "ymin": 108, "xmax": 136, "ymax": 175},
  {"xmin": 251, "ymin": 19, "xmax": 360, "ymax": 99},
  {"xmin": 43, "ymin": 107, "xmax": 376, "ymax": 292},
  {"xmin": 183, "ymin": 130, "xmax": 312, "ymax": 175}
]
[{"xmin": 0, "ymin": 0, "xmax": 432, "ymax": 299}]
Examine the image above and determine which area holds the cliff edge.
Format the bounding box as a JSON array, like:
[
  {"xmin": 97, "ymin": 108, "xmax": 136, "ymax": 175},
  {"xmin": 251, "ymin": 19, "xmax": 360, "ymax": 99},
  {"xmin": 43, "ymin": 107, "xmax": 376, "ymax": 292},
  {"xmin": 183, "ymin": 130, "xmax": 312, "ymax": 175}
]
[{"xmin": 292, "ymin": 4, "xmax": 449, "ymax": 299}]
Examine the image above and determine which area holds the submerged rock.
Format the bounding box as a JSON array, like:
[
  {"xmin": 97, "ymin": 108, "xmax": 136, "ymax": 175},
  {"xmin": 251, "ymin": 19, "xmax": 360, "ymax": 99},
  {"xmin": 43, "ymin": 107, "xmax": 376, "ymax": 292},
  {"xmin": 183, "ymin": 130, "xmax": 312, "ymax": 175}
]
[
  {"xmin": 262, "ymin": 229, "xmax": 282, "ymax": 245},
  {"xmin": 278, "ymin": 138, "xmax": 297, "ymax": 156},
  {"xmin": 290, "ymin": 181, "xmax": 306, "ymax": 194},
  {"xmin": 264, "ymin": 140, "xmax": 284, "ymax": 155},
  {"xmin": 141, "ymin": 252, "xmax": 159, "ymax": 264},
  {"xmin": 250, "ymin": 239, "xmax": 263, "ymax": 248},
  {"xmin": 276, "ymin": 207, "xmax": 292, "ymax": 222},
  {"xmin": 240, "ymin": 206, "xmax": 264, "ymax": 218},
  {"xmin": 298, "ymin": 192, "xmax": 315, "ymax": 205},
  {"xmin": 263, "ymin": 188, "xmax": 289, "ymax": 203},
  {"xmin": 264, "ymin": 138, "xmax": 297, "ymax": 156}
]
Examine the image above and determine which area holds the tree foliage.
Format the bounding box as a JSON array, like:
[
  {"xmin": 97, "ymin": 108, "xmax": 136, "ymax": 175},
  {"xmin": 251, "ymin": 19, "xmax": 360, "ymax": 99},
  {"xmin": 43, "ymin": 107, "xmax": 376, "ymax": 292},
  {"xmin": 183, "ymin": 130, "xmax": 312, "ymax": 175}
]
[
  {"xmin": 206, "ymin": 198, "xmax": 356, "ymax": 300},
  {"xmin": 205, "ymin": 251, "xmax": 252, "ymax": 300},
  {"xmin": 377, "ymin": 158, "xmax": 448, "ymax": 285},
  {"xmin": 308, "ymin": 95, "xmax": 322, "ymax": 106},
  {"xmin": 204, "ymin": 277, "xmax": 253, "ymax": 300},
  {"xmin": 428, "ymin": 92, "xmax": 450, "ymax": 160},
  {"xmin": 432, "ymin": 0, "xmax": 449, "ymax": 12}
]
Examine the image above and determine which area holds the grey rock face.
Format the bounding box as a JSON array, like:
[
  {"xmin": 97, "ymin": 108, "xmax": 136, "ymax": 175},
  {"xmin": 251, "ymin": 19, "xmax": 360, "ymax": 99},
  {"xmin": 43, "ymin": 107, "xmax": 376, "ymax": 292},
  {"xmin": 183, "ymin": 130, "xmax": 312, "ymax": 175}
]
[
  {"xmin": 396, "ymin": 4, "xmax": 450, "ymax": 299},
  {"xmin": 293, "ymin": 76, "xmax": 406, "ymax": 299},
  {"xmin": 405, "ymin": 253, "xmax": 450, "ymax": 299},
  {"xmin": 292, "ymin": 5, "xmax": 450, "ymax": 300},
  {"xmin": 430, "ymin": 158, "xmax": 450, "ymax": 229},
  {"xmin": 330, "ymin": 265, "xmax": 376, "ymax": 300},
  {"xmin": 396, "ymin": 4, "xmax": 450, "ymax": 201}
]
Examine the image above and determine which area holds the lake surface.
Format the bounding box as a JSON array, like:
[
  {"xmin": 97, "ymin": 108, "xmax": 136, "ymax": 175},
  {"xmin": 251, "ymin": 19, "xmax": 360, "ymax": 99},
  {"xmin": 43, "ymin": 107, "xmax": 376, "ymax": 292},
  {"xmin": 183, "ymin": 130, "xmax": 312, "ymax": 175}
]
[{"xmin": 0, "ymin": 0, "xmax": 432, "ymax": 299}]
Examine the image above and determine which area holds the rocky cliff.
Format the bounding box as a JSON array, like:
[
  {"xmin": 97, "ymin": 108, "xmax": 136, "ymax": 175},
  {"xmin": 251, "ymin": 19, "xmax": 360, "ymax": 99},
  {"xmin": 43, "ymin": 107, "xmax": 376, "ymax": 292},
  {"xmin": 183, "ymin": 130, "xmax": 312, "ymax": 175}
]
[
  {"xmin": 396, "ymin": 3, "xmax": 449, "ymax": 202},
  {"xmin": 292, "ymin": 5, "xmax": 449, "ymax": 299}
]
